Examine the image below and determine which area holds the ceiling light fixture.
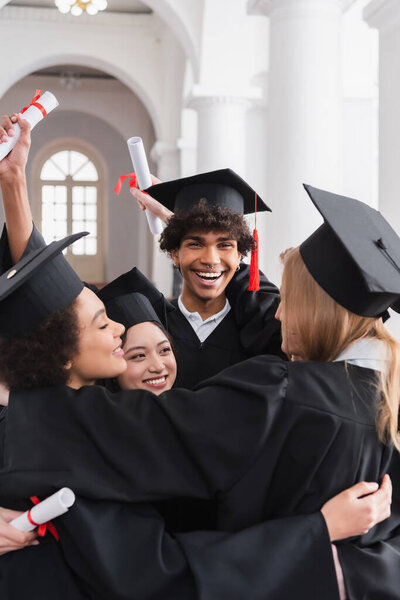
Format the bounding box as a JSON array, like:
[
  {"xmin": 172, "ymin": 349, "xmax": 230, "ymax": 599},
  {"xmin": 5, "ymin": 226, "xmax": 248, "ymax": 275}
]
[{"xmin": 55, "ymin": 0, "xmax": 107, "ymax": 16}]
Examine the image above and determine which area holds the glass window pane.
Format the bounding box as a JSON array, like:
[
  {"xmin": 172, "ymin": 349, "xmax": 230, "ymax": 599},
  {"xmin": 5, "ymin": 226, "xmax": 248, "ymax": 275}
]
[
  {"xmin": 84, "ymin": 238, "xmax": 97, "ymax": 255},
  {"xmin": 85, "ymin": 187, "xmax": 97, "ymax": 204},
  {"xmin": 85, "ymin": 204, "xmax": 96, "ymax": 220},
  {"xmin": 40, "ymin": 160, "xmax": 65, "ymax": 181},
  {"xmin": 73, "ymin": 161, "xmax": 98, "ymax": 181},
  {"xmin": 71, "ymin": 238, "xmax": 84, "ymax": 255},
  {"xmin": 72, "ymin": 187, "xmax": 84, "ymax": 205},
  {"xmin": 42, "ymin": 203, "xmax": 54, "ymax": 222},
  {"xmin": 51, "ymin": 151, "xmax": 69, "ymax": 176},
  {"xmin": 72, "ymin": 221, "xmax": 85, "ymax": 233},
  {"xmin": 55, "ymin": 222, "xmax": 67, "ymax": 238},
  {"xmin": 54, "ymin": 203, "xmax": 67, "ymax": 220},
  {"xmin": 73, "ymin": 204, "xmax": 84, "ymax": 220},
  {"xmin": 55, "ymin": 186, "xmax": 67, "ymax": 204},
  {"xmin": 85, "ymin": 221, "xmax": 97, "ymax": 236},
  {"xmin": 70, "ymin": 151, "xmax": 88, "ymax": 177},
  {"xmin": 42, "ymin": 185, "xmax": 55, "ymax": 204}
]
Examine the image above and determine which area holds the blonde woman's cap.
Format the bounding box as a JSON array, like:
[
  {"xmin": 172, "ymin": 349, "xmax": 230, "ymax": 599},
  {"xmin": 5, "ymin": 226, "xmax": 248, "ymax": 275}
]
[
  {"xmin": 300, "ymin": 184, "xmax": 400, "ymax": 318},
  {"xmin": 0, "ymin": 232, "xmax": 88, "ymax": 337}
]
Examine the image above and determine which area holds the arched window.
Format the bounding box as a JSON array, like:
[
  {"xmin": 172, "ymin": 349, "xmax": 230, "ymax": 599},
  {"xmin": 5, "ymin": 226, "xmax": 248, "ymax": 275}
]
[{"xmin": 38, "ymin": 147, "xmax": 104, "ymax": 282}]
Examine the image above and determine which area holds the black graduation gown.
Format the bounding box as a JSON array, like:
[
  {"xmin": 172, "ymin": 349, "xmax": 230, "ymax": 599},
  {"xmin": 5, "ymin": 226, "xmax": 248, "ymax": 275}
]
[{"xmin": 2, "ymin": 357, "xmax": 400, "ymax": 598}]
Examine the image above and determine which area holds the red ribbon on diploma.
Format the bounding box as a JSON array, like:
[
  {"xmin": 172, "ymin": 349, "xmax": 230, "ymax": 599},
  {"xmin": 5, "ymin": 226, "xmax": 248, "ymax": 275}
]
[
  {"xmin": 114, "ymin": 173, "xmax": 138, "ymax": 195},
  {"xmin": 20, "ymin": 90, "xmax": 47, "ymax": 118},
  {"xmin": 28, "ymin": 496, "xmax": 59, "ymax": 541}
]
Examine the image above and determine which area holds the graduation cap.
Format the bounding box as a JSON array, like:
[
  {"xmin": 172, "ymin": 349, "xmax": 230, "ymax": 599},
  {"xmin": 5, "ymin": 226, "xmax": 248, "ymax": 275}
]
[
  {"xmin": 145, "ymin": 169, "xmax": 269, "ymax": 291},
  {"xmin": 300, "ymin": 184, "xmax": 400, "ymax": 318},
  {"xmin": 97, "ymin": 267, "xmax": 174, "ymax": 325},
  {"xmin": 144, "ymin": 168, "xmax": 270, "ymax": 215},
  {"xmin": 102, "ymin": 292, "xmax": 163, "ymax": 332},
  {"xmin": 0, "ymin": 232, "xmax": 87, "ymax": 337}
]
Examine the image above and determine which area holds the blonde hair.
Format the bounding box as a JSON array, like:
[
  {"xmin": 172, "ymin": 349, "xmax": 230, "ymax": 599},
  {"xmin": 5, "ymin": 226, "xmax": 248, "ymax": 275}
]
[{"xmin": 281, "ymin": 246, "xmax": 400, "ymax": 452}]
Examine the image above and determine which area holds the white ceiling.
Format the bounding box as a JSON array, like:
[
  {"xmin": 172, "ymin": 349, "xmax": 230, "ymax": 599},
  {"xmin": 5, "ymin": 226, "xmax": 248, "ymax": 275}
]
[{"xmin": 8, "ymin": 0, "xmax": 152, "ymax": 13}]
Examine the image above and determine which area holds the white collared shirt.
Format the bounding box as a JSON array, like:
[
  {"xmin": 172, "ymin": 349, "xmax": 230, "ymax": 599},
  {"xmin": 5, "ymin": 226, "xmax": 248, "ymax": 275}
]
[
  {"xmin": 333, "ymin": 337, "xmax": 391, "ymax": 373},
  {"xmin": 178, "ymin": 295, "xmax": 231, "ymax": 342}
]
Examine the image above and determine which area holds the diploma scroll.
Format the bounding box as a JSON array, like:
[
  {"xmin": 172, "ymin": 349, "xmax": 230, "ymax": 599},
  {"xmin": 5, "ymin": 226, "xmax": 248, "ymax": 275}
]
[
  {"xmin": 0, "ymin": 91, "xmax": 59, "ymax": 162},
  {"xmin": 127, "ymin": 136, "xmax": 164, "ymax": 235},
  {"xmin": 10, "ymin": 488, "xmax": 75, "ymax": 532}
]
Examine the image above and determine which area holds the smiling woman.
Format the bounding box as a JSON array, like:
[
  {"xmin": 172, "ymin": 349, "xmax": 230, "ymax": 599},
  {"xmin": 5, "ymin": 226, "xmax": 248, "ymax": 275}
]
[
  {"xmin": 119, "ymin": 321, "xmax": 176, "ymax": 393},
  {"xmin": 0, "ymin": 238, "xmax": 126, "ymax": 391},
  {"xmin": 97, "ymin": 287, "xmax": 178, "ymax": 394}
]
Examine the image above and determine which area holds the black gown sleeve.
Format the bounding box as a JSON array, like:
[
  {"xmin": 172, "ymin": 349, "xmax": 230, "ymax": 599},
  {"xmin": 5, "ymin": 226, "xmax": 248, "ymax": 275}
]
[
  {"xmin": 0, "ymin": 496, "xmax": 339, "ymax": 600},
  {"xmin": 3, "ymin": 356, "xmax": 288, "ymax": 502},
  {"xmin": 336, "ymin": 451, "xmax": 400, "ymax": 599},
  {"xmin": 59, "ymin": 498, "xmax": 337, "ymax": 600},
  {"xmin": 177, "ymin": 512, "xmax": 339, "ymax": 600},
  {"xmin": 225, "ymin": 263, "xmax": 284, "ymax": 357},
  {"xmin": 0, "ymin": 222, "xmax": 45, "ymax": 273}
]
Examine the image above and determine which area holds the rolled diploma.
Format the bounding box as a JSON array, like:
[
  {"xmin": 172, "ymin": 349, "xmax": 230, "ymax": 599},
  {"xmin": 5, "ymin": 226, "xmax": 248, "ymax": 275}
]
[
  {"xmin": 10, "ymin": 488, "xmax": 75, "ymax": 532},
  {"xmin": 0, "ymin": 91, "xmax": 59, "ymax": 162},
  {"xmin": 127, "ymin": 136, "xmax": 164, "ymax": 235}
]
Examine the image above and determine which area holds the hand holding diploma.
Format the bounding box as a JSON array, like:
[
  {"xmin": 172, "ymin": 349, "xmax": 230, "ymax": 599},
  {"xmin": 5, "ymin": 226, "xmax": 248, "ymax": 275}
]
[
  {"xmin": 0, "ymin": 114, "xmax": 31, "ymax": 180},
  {"xmin": 126, "ymin": 137, "xmax": 165, "ymax": 235},
  {"xmin": 0, "ymin": 507, "xmax": 38, "ymax": 555},
  {"xmin": 130, "ymin": 174, "xmax": 173, "ymax": 225},
  {"xmin": 0, "ymin": 91, "xmax": 58, "ymax": 163},
  {"xmin": 10, "ymin": 488, "xmax": 75, "ymax": 540}
]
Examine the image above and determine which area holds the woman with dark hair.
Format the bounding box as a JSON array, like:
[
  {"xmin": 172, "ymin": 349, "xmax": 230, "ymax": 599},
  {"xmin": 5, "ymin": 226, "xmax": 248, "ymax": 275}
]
[{"xmin": 99, "ymin": 290, "xmax": 177, "ymax": 394}]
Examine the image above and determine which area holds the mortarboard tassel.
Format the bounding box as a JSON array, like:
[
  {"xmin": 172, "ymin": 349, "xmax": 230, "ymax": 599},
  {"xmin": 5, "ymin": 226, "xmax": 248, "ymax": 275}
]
[{"xmin": 248, "ymin": 192, "xmax": 260, "ymax": 291}]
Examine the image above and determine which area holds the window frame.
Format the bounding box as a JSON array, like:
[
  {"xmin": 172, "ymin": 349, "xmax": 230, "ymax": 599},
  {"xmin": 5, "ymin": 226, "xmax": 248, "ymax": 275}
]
[{"xmin": 31, "ymin": 137, "xmax": 107, "ymax": 283}]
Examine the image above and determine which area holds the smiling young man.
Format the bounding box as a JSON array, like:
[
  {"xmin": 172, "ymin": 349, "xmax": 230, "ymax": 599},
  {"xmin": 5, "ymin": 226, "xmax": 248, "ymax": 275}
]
[{"xmin": 135, "ymin": 169, "xmax": 283, "ymax": 389}]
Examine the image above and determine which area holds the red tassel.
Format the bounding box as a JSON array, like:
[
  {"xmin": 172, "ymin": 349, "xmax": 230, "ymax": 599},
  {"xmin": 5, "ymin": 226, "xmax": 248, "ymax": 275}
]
[
  {"xmin": 248, "ymin": 228, "xmax": 259, "ymax": 291},
  {"xmin": 248, "ymin": 191, "xmax": 260, "ymax": 291}
]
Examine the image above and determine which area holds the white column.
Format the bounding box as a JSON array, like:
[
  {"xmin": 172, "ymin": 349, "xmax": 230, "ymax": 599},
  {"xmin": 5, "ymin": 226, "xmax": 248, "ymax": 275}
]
[
  {"xmin": 250, "ymin": 0, "xmax": 349, "ymax": 283},
  {"xmin": 364, "ymin": 0, "xmax": 400, "ymax": 232},
  {"xmin": 187, "ymin": 91, "xmax": 254, "ymax": 174},
  {"xmin": 364, "ymin": 0, "xmax": 400, "ymax": 341}
]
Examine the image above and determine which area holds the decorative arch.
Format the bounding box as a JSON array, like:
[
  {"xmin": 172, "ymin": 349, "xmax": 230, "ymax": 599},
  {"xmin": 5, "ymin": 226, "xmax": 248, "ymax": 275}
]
[{"xmin": 0, "ymin": 53, "xmax": 163, "ymax": 140}]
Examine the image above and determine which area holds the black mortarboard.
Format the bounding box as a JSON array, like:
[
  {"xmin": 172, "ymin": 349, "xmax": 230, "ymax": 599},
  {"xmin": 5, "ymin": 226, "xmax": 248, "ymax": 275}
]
[
  {"xmin": 300, "ymin": 184, "xmax": 400, "ymax": 318},
  {"xmin": 0, "ymin": 232, "xmax": 87, "ymax": 337},
  {"xmin": 102, "ymin": 292, "xmax": 162, "ymax": 331},
  {"xmin": 144, "ymin": 168, "xmax": 271, "ymax": 214},
  {"xmin": 97, "ymin": 267, "xmax": 174, "ymax": 325}
]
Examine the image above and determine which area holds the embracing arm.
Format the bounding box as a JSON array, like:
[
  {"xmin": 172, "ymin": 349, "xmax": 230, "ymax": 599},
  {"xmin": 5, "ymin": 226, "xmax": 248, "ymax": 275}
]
[{"xmin": 336, "ymin": 456, "xmax": 400, "ymax": 599}]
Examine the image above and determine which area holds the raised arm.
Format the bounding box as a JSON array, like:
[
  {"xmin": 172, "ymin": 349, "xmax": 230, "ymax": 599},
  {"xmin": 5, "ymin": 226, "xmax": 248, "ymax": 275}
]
[{"xmin": 0, "ymin": 114, "xmax": 33, "ymax": 263}]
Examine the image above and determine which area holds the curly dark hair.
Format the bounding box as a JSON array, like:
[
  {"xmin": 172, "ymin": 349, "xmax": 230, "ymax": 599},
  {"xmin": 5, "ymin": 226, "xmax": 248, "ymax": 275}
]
[
  {"xmin": 159, "ymin": 199, "xmax": 255, "ymax": 257},
  {"xmin": 0, "ymin": 302, "xmax": 80, "ymax": 389}
]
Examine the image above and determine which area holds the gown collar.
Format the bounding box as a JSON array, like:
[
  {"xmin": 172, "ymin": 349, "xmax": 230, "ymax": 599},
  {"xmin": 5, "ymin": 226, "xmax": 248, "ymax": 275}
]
[{"xmin": 333, "ymin": 337, "xmax": 390, "ymax": 373}]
